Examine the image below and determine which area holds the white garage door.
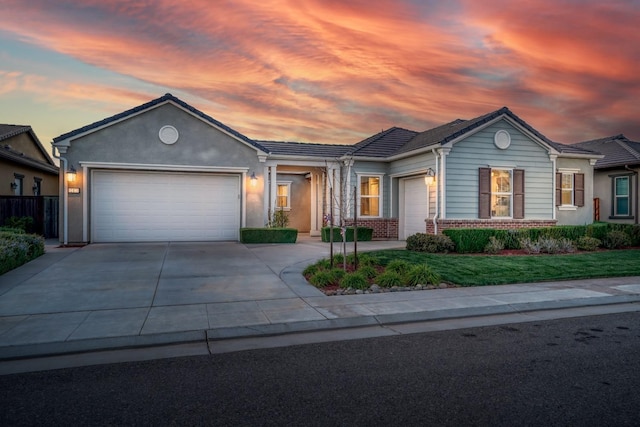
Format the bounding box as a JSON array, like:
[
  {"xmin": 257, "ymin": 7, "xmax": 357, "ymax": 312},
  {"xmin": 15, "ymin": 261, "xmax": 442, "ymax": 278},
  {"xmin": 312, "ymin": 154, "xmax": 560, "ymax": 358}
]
[
  {"xmin": 92, "ymin": 171, "xmax": 240, "ymax": 242},
  {"xmin": 403, "ymin": 177, "xmax": 429, "ymax": 239}
]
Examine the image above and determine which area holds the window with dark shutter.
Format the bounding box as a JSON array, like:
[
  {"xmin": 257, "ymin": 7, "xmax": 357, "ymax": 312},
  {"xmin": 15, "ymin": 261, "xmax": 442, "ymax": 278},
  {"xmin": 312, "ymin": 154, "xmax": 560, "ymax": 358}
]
[
  {"xmin": 513, "ymin": 169, "xmax": 525, "ymax": 219},
  {"xmin": 478, "ymin": 168, "xmax": 491, "ymax": 219}
]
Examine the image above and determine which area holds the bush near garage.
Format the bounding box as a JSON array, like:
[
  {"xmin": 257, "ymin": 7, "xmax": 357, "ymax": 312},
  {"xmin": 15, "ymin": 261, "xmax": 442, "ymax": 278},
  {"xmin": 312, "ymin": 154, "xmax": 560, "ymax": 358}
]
[
  {"xmin": 240, "ymin": 228, "xmax": 298, "ymax": 243},
  {"xmin": 0, "ymin": 231, "xmax": 45, "ymax": 275}
]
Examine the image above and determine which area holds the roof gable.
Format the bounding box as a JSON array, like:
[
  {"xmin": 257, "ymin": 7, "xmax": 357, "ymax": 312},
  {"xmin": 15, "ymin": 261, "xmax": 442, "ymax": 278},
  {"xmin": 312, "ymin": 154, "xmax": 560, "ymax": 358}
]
[
  {"xmin": 53, "ymin": 93, "xmax": 268, "ymax": 154},
  {"xmin": 0, "ymin": 124, "xmax": 58, "ymax": 172}
]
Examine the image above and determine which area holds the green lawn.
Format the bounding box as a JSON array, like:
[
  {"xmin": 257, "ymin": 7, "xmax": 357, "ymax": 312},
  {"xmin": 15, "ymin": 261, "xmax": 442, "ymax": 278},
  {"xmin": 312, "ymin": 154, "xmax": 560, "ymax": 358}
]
[{"xmin": 365, "ymin": 249, "xmax": 640, "ymax": 286}]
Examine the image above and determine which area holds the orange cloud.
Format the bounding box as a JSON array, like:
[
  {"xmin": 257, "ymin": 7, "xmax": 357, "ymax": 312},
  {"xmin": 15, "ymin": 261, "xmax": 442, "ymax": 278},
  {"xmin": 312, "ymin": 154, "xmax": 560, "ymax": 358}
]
[{"xmin": 0, "ymin": 0, "xmax": 638, "ymax": 144}]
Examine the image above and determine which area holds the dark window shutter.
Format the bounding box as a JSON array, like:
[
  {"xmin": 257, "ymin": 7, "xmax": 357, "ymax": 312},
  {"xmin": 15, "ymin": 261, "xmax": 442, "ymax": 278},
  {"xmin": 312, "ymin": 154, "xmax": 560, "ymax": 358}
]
[
  {"xmin": 479, "ymin": 168, "xmax": 491, "ymax": 219},
  {"xmin": 555, "ymin": 172, "xmax": 562, "ymax": 206},
  {"xmin": 513, "ymin": 169, "xmax": 525, "ymax": 219},
  {"xmin": 574, "ymin": 173, "xmax": 584, "ymax": 207}
]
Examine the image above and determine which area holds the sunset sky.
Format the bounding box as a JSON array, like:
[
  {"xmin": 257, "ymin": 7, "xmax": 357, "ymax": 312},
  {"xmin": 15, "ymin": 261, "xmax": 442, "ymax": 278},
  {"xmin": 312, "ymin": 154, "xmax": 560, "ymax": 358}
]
[{"xmin": 1, "ymin": 0, "xmax": 639, "ymax": 150}]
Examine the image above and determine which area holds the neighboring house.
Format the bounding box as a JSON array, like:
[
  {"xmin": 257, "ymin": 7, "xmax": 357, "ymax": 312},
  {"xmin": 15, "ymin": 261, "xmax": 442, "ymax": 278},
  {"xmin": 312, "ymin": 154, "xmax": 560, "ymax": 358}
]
[
  {"xmin": 52, "ymin": 94, "xmax": 601, "ymax": 244},
  {"xmin": 1, "ymin": 125, "xmax": 58, "ymax": 197},
  {"xmin": 572, "ymin": 135, "xmax": 640, "ymax": 224},
  {"xmin": 1, "ymin": 125, "xmax": 59, "ymax": 236}
]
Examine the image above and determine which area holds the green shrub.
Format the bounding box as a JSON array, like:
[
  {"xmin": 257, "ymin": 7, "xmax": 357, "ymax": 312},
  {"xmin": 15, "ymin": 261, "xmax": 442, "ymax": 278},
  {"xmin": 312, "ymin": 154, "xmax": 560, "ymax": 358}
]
[
  {"xmin": 3, "ymin": 216, "xmax": 34, "ymax": 233},
  {"xmin": 443, "ymin": 228, "xmax": 494, "ymax": 253},
  {"xmin": 302, "ymin": 264, "xmax": 319, "ymax": 276},
  {"xmin": 321, "ymin": 227, "xmax": 374, "ymax": 242},
  {"xmin": 332, "ymin": 253, "xmax": 345, "ymax": 265},
  {"xmin": 375, "ymin": 271, "xmax": 404, "ymax": 288},
  {"xmin": 240, "ymin": 228, "xmax": 298, "ymax": 243},
  {"xmin": 309, "ymin": 271, "xmax": 333, "ymax": 287},
  {"xmin": 385, "ymin": 259, "xmax": 412, "ymax": 275},
  {"xmin": 0, "ymin": 226, "xmax": 25, "ymax": 234},
  {"xmin": 406, "ymin": 263, "xmax": 441, "ymax": 286},
  {"xmin": 346, "ymin": 253, "xmax": 379, "ymax": 267},
  {"xmin": 520, "ymin": 236, "xmax": 574, "ymax": 254},
  {"xmin": 267, "ymin": 209, "xmax": 289, "ymax": 228},
  {"xmin": 357, "ymin": 265, "xmax": 378, "ymax": 279},
  {"xmin": 330, "ymin": 268, "xmax": 346, "ymax": 282},
  {"xmin": 406, "ymin": 233, "xmax": 455, "ymax": 253},
  {"xmin": 483, "ymin": 236, "xmax": 504, "ymax": 254},
  {"xmin": 576, "ymin": 236, "xmax": 601, "ymax": 251},
  {"xmin": 603, "ymin": 230, "xmax": 631, "ymax": 249},
  {"xmin": 315, "ymin": 259, "xmax": 331, "ymax": 270},
  {"xmin": 0, "ymin": 231, "xmax": 45, "ymax": 275},
  {"xmin": 340, "ymin": 272, "xmax": 368, "ymax": 290}
]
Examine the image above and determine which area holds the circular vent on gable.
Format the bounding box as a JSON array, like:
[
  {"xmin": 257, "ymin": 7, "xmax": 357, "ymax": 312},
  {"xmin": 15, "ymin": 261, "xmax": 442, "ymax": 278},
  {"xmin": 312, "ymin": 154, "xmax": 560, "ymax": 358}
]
[
  {"xmin": 159, "ymin": 125, "xmax": 179, "ymax": 145},
  {"xmin": 494, "ymin": 130, "xmax": 511, "ymax": 150}
]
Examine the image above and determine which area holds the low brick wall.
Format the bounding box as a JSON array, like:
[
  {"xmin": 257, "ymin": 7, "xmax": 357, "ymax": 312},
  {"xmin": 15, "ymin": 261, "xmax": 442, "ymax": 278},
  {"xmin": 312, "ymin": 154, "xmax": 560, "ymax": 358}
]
[
  {"xmin": 426, "ymin": 219, "xmax": 557, "ymax": 234},
  {"xmin": 344, "ymin": 218, "xmax": 398, "ymax": 239}
]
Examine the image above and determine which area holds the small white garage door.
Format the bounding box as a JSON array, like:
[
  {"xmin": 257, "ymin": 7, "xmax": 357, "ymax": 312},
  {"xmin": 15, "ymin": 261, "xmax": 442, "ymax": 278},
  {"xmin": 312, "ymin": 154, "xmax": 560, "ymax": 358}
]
[
  {"xmin": 92, "ymin": 171, "xmax": 240, "ymax": 242},
  {"xmin": 403, "ymin": 176, "xmax": 429, "ymax": 239}
]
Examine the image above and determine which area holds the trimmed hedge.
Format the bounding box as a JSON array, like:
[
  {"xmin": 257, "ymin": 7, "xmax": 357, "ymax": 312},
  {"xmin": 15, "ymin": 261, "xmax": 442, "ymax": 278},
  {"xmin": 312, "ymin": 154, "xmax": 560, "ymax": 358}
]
[
  {"xmin": 443, "ymin": 223, "xmax": 640, "ymax": 254},
  {"xmin": 240, "ymin": 228, "xmax": 298, "ymax": 243},
  {"xmin": 0, "ymin": 231, "xmax": 45, "ymax": 275},
  {"xmin": 321, "ymin": 226, "xmax": 374, "ymax": 242}
]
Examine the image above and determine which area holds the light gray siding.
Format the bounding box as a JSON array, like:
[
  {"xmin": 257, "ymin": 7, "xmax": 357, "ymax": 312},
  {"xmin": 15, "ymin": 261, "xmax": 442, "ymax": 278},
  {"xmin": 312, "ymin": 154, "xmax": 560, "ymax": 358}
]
[{"xmin": 445, "ymin": 120, "xmax": 553, "ymax": 219}]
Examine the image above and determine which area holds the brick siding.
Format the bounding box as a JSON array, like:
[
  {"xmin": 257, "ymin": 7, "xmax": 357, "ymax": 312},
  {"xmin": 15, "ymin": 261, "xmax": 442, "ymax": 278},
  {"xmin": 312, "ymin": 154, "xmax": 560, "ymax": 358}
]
[{"xmin": 344, "ymin": 218, "xmax": 398, "ymax": 239}]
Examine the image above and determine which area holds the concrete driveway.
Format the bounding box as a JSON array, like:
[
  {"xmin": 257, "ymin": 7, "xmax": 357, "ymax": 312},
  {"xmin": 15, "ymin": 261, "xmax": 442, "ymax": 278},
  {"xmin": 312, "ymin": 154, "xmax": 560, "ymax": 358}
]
[{"xmin": 0, "ymin": 237, "xmax": 404, "ymax": 349}]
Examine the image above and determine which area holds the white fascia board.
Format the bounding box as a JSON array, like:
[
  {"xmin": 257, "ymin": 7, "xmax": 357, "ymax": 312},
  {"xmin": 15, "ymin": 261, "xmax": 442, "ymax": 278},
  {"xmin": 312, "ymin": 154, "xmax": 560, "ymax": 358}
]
[{"xmin": 264, "ymin": 158, "xmax": 331, "ymax": 167}]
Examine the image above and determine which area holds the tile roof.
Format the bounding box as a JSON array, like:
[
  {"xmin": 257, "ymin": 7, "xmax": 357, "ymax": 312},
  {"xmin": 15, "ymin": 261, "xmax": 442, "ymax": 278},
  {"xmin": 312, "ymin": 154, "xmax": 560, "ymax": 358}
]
[
  {"xmin": 256, "ymin": 140, "xmax": 353, "ymax": 158},
  {"xmin": 0, "ymin": 124, "xmax": 32, "ymax": 141},
  {"xmin": 349, "ymin": 127, "xmax": 418, "ymax": 158},
  {"xmin": 0, "ymin": 124, "xmax": 58, "ymax": 173},
  {"xmin": 571, "ymin": 134, "xmax": 640, "ymax": 169},
  {"xmin": 53, "ymin": 93, "xmax": 268, "ymax": 153}
]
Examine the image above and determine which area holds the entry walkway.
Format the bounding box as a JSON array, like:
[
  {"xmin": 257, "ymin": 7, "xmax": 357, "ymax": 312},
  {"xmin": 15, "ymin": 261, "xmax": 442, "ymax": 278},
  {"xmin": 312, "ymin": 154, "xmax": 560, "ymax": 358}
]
[{"xmin": 1, "ymin": 235, "xmax": 639, "ymax": 365}]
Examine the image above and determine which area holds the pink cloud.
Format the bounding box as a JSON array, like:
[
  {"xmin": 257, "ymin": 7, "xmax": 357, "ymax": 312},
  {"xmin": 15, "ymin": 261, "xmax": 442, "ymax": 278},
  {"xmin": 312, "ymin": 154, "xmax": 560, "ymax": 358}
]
[{"xmin": 0, "ymin": 0, "xmax": 638, "ymax": 143}]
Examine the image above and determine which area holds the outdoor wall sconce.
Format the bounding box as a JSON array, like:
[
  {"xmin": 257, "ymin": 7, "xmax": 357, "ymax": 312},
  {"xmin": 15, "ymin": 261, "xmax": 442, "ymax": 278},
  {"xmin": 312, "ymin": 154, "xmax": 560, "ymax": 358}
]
[
  {"xmin": 250, "ymin": 171, "xmax": 257, "ymax": 187},
  {"xmin": 66, "ymin": 165, "xmax": 77, "ymax": 183},
  {"xmin": 424, "ymin": 168, "xmax": 436, "ymax": 186},
  {"xmin": 10, "ymin": 182, "xmax": 18, "ymax": 190}
]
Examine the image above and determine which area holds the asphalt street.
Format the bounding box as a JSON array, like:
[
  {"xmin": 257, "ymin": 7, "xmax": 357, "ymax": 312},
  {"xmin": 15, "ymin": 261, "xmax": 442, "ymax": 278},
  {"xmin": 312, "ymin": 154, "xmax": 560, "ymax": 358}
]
[{"xmin": 1, "ymin": 311, "xmax": 639, "ymax": 426}]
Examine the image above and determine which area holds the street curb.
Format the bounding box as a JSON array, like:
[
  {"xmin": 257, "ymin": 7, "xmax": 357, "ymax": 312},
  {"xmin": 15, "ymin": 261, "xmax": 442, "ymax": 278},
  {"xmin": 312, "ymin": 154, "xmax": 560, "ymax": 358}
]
[{"xmin": 3, "ymin": 295, "xmax": 639, "ymax": 361}]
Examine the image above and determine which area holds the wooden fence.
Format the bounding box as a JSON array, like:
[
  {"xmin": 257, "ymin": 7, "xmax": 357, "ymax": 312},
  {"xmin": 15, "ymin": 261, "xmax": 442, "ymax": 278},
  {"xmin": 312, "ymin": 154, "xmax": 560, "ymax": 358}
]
[{"xmin": 0, "ymin": 196, "xmax": 59, "ymax": 238}]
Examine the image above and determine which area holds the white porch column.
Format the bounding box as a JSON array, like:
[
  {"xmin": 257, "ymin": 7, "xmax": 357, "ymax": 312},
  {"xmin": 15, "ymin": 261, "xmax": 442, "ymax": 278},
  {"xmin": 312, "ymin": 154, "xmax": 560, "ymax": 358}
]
[
  {"xmin": 310, "ymin": 172, "xmax": 320, "ymax": 236},
  {"xmin": 439, "ymin": 148, "xmax": 451, "ymax": 219},
  {"xmin": 263, "ymin": 165, "xmax": 270, "ymax": 225},
  {"xmin": 269, "ymin": 165, "xmax": 277, "ymax": 223}
]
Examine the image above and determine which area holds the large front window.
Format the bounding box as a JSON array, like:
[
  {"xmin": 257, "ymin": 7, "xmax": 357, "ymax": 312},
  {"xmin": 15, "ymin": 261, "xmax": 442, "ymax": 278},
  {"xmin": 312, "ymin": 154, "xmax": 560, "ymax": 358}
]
[
  {"xmin": 614, "ymin": 176, "xmax": 630, "ymax": 216},
  {"xmin": 491, "ymin": 169, "xmax": 512, "ymax": 217},
  {"xmin": 359, "ymin": 175, "xmax": 381, "ymax": 217}
]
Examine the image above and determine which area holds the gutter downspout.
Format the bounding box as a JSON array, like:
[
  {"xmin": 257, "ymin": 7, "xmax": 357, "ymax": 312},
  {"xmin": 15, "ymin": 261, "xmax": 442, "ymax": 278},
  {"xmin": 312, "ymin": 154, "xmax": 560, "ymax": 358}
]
[
  {"xmin": 52, "ymin": 146, "xmax": 69, "ymax": 246},
  {"xmin": 625, "ymin": 165, "xmax": 639, "ymax": 225},
  {"xmin": 432, "ymin": 149, "xmax": 439, "ymax": 235}
]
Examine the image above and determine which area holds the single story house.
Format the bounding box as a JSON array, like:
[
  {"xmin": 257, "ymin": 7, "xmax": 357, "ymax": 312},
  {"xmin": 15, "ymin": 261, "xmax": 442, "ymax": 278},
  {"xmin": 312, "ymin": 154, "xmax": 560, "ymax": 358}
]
[
  {"xmin": 572, "ymin": 135, "xmax": 639, "ymax": 224},
  {"xmin": 52, "ymin": 94, "xmax": 602, "ymax": 244}
]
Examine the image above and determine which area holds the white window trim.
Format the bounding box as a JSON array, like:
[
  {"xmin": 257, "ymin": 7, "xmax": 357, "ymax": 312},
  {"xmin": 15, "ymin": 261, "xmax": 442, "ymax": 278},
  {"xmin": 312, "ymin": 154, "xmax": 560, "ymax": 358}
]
[
  {"xmin": 491, "ymin": 168, "xmax": 513, "ymax": 219},
  {"xmin": 357, "ymin": 173, "xmax": 383, "ymax": 218},
  {"xmin": 613, "ymin": 176, "xmax": 630, "ymax": 217},
  {"xmin": 276, "ymin": 181, "xmax": 292, "ymax": 211}
]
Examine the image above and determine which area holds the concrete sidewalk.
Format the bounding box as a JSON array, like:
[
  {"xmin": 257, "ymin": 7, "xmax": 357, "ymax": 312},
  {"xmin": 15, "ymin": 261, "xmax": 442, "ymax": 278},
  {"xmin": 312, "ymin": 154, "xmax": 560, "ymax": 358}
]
[{"xmin": 1, "ymin": 235, "xmax": 640, "ymax": 366}]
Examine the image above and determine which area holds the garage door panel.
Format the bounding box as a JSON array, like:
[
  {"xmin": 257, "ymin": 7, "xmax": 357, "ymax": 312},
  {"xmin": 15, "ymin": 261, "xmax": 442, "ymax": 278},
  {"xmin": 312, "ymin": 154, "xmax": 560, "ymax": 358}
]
[
  {"xmin": 403, "ymin": 177, "xmax": 429, "ymax": 238},
  {"xmin": 92, "ymin": 171, "xmax": 240, "ymax": 242}
]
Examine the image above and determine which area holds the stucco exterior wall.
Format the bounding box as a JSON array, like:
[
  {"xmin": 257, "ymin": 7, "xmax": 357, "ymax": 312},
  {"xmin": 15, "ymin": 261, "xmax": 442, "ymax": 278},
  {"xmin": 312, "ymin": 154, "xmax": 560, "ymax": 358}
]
[
  {"xmin": 555, "ymin": 158, "xmax": 595, "ymax": 225},
  {"xmin": 59, "ymin": 103, "xmax": 266, "ymax": 243},
  {"xmin": 592, "ymin": 168, "xmax": 638, "ymax": 224}
]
